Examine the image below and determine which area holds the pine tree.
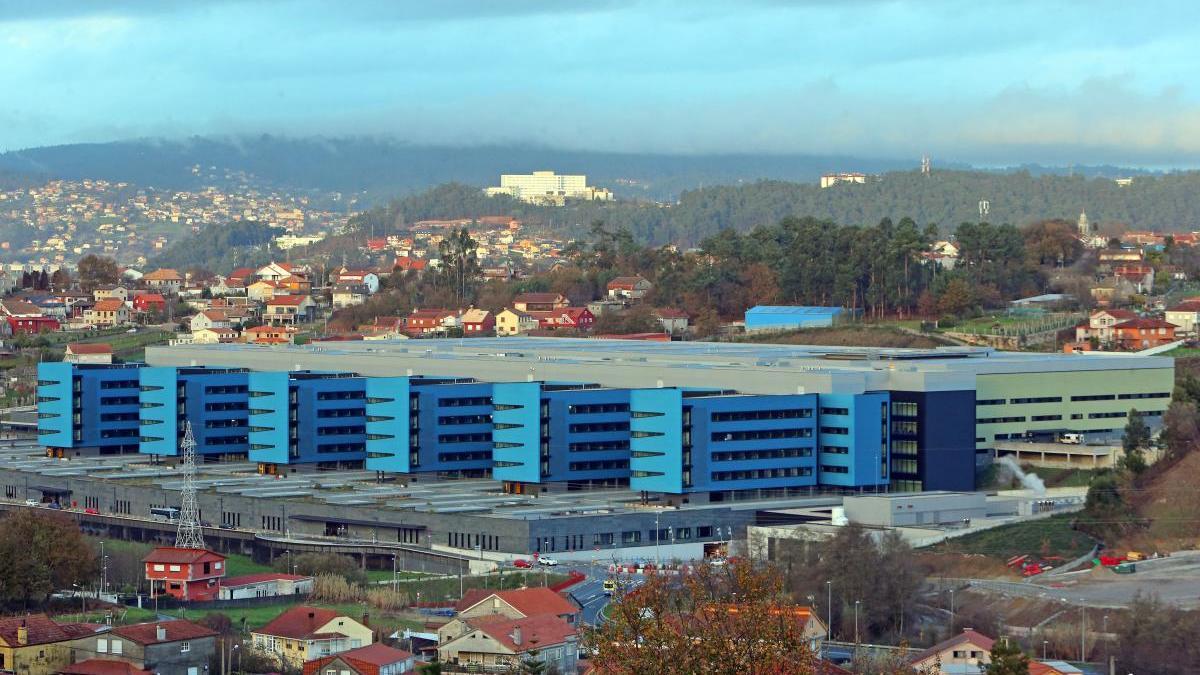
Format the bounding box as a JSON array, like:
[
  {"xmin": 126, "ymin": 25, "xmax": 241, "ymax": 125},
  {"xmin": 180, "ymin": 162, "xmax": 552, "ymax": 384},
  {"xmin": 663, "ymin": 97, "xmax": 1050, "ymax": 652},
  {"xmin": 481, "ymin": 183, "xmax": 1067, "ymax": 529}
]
[{"xmin": 984, "ymin": 637, "xmax": 1030, "ymax": 675}]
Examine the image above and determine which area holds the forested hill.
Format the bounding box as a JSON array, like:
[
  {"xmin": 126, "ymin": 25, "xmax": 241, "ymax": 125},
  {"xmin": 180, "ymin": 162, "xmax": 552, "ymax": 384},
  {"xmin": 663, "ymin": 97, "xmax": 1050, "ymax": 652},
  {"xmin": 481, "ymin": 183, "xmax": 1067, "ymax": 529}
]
[
  {"xmin": 363, "ymin": 171, "xmax": 1200, "ymax": 246},
  {"xmin": 0, "ymin": 136, "xmax": 917, "ymax": 202}
]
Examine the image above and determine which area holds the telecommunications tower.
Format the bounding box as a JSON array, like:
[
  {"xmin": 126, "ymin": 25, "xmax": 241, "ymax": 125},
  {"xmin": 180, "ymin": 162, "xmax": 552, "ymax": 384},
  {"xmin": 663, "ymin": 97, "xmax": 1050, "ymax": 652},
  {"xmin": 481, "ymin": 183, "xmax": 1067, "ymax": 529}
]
[{"xmin": 175, "ymin": 421, "xmax": 206, "ymax": 549}]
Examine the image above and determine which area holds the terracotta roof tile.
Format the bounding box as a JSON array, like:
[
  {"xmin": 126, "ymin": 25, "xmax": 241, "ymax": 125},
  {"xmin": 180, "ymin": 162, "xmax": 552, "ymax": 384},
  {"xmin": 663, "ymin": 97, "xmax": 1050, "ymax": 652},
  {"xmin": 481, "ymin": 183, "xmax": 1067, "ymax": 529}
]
[{"xmin": 112, "ymin": 619, "xmax": 216, "ymax": 645}]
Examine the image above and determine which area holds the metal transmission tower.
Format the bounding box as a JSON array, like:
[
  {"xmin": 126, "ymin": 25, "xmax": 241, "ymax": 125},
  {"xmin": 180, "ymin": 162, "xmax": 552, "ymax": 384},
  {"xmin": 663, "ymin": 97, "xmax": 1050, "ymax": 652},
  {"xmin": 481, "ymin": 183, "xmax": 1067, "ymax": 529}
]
[{"xmin": 175, "ymin": 421, "xmax": 206, "ymax": 549}]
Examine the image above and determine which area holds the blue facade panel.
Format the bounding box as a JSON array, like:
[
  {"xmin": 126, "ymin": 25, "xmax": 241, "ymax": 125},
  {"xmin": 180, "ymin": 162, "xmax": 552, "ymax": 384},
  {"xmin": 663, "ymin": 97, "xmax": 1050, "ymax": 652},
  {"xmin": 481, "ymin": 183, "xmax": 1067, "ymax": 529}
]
[
  {"xmin": 491, "ymin": 382, "xmax": 542, "ymax": 483},
  {"xmin": 248, "ymin": 371, "xmax": 367, "ymax": 467},
  {"xmin": 744, "ymin": 306, "xmax": 843, "ymax": 331},
  {"xmin": 415, "ymin": 381, "xmax": 493, "ymax": 474},
  {"xmin": 629, "ymin": 388, "xmax": 685, "ymax": 493},
  {"xmin": 139, "ymin": 366, "xmax": 250, "ymax": 457},
  {"xmin": 37, "ymin": 362, "xmax": 144, "ymax": 454},
  {"xmin": 818, "ymin": 392, "xmax": 890, "ymax": 488},
  {"xmin": 690, "ymin": 393, "xmax": 819, "ymax": 493},
  {"xmin": 365, "ymin": 376, "xmax": 414, "ymax": 473}
]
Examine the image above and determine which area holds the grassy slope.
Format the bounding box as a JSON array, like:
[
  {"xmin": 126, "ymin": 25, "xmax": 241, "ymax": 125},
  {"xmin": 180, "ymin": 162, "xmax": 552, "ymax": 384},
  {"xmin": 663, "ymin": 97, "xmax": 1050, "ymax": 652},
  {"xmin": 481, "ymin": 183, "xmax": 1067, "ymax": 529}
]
[
  {"xmin": 733, "ymin": 325, "xmax": 952, "ymax": 349},
  {"xmin": 928, "ymin": 513, "xmax": 1093, "ymax": 561}
]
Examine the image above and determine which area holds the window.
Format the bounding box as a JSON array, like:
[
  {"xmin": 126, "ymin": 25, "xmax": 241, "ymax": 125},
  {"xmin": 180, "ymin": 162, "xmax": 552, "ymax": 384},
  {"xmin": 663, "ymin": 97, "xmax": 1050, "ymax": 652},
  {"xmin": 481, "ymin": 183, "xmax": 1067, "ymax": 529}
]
[
  {"xmin": 820, "ymin": 407, "xmax": 849, "ymax": 416},
  {"xmin": 97, "ymin": 639, "xmax": 108, "ymax": 654},
  {"xmin": 111, "ymin": 640, "xmax": 123, "ymax": 655},
  {"xmin": 821, "ymin": 465, "xmax": 850, "ymax": 474},
  {"xmin": 169, "ymin": 565, "xmax": 181, "ymax": 572},
  {"xmin": 181, "ymin": 642, "xmax": 191, "ymax": 653},
  {"xmin": 710, "ymin": 408, "xmax": 811, "ymax": 421},
  {"xmin": 891, "ymin": 401, "xmax": 919, "ymax": 417},
  {"xmin": 892, "ymin": 440, "xmax": 918, "ymax": 456},
  {"xmin": 819, "ymin": 426, "xmax": 848, "ymax": 435},
  {"xmin": 1031, "ymin": 414, "xmax": 1061, "ymax": 422},
  {"xmin": 1010, "ymin": 396, "xmax": 1062, "ymax": 404},
  {"xmin": 975, "ymin": 398, "xmax": 1005, "ymax": 406},
  {"xmin": 977, "ymin": 416, "xmax": 1026, "ymax": 424},
  {"xmin": 1071, "ymin": 394, "xmax": 1115, "ymax": 402},
  {"xmin": 153, "ymin": 564, "xmax": 165, "ymax": 572},
  {"xmin": 891, "ymin": 420, "xmax": 918, "ymax": 434}
]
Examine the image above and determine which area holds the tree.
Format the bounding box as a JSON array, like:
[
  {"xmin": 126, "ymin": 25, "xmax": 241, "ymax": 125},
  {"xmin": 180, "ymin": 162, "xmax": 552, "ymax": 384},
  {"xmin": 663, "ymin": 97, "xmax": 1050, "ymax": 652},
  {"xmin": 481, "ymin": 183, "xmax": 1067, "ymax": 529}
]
[
  {"xmin": 984, "ymin": 637, "xmax": 1029, "ymax": 675},
  {"xmin": 0, "ymin": 510, "xmax": 96, "ymax": 608},
  {"xmin": 50, "ymin": 268, "xmax": 72, "ymax": 291},
  {"xmin": 77, "ymin": 254, "xmax": 120, "ymax": 292},
  {"xmin": 437, "ymin": 227, "xmax": 480, "ymax": 305},
  {"xmin": 588, "ymin": 560, "xmax": 819, "ymax": 674},
  {"xmin": 1120, "ymin": 409, "xmax": 1150, "ymax": 475}
]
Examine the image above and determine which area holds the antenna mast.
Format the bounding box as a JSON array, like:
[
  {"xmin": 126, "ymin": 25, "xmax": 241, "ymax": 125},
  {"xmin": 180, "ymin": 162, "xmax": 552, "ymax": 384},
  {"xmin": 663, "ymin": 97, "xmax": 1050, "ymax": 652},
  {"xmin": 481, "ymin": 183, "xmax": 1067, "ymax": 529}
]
[{"xmin": 175, "ymin": 421, "xmax": 206, "ymax": 549}]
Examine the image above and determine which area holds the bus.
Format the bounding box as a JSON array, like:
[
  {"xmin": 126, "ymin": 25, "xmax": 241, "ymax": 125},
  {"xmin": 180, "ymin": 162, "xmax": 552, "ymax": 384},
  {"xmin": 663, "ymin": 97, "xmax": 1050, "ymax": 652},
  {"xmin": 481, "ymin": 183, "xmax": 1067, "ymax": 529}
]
[{"xmin": 150, "ymin": 507, "xmax": 181, "ymax": 523}]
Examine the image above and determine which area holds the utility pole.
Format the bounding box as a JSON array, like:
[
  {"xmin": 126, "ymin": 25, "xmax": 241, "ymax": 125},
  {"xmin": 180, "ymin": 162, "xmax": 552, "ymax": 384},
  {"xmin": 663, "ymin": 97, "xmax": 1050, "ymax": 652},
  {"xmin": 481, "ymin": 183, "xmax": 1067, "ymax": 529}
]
[
  {"xmin": 1080, "ymin": 606, "xmax": 1086, "ymax": 663},
  {"xmin": 826, "ymin": 581, "xmax": 832, "ymax": 641},
  {"xmin": 100, "ymin": 541, "xmax": 107, "ymax": 596},
  {"xmin": 392, "ymin": 555, "xmax": 398, "ymax": 593},
  {"xmin": 655, "ymin": 511, "xmax": 661, "ymax": 567},
  {"xmin": 949, "ymin": 588, "xmax": 955, "ymax": 633}
]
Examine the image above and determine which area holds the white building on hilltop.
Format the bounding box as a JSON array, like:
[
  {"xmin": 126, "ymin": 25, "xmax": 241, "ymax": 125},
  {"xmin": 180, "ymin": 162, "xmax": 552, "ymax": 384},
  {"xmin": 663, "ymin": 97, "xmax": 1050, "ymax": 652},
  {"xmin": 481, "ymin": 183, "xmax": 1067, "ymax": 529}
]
[{"xmin": 486, "ymin": 171, "xmax": 614, "ymax": 205}]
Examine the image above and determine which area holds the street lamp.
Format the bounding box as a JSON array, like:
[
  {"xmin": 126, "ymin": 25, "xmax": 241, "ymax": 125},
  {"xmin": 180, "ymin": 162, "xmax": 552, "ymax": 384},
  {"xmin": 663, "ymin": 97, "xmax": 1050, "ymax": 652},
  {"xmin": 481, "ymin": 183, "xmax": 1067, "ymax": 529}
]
[
  {"xmin": 826, "ymin": 581, "xmax": 832, "ymax": 640},
  {"xmin": 100, "ymin": 541, "xmax": 107, "ymax": 596},
  {"xmin": 949, "ymin": 588, "xmax": 955, "ymax": 633},
  {"xmin": 1043, "ymin": 640, "xmax": 1048, "ymax": 660},
  {"xmin": 392, "ymin": 555, "xmax": 398, "ymax": 593},
  {"xmin": 854, "ymin": 600, "xmax": 861, "ymax": 647},
  {"xmin": 654, "ymin": 511, "xmax": 661, "ymax": 567}
]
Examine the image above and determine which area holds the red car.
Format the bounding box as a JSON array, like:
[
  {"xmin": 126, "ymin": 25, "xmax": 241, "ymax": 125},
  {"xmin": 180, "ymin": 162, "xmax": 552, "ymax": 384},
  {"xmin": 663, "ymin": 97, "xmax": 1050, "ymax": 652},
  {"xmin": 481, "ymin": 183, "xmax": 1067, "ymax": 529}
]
[
  {"xmin": 84, "ymin": 508, "xmax": 100, "ymax": 515},
  {"xmin": 513, "ymin": 559, "xmax": 533, "ymax": 569}
]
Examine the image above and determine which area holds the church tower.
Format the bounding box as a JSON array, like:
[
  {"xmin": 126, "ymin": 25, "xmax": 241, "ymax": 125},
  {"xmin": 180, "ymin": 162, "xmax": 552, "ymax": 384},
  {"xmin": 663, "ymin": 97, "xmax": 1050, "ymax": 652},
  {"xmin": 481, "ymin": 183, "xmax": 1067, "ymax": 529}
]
[{"xmin": 1078, "ymin": 210, "xmax": 1090, "ymax": 237}]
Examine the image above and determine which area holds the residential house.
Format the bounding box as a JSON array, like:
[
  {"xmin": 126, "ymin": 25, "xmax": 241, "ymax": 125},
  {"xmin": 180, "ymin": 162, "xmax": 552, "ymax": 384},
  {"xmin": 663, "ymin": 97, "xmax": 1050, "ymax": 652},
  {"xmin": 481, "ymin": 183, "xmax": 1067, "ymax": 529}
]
[
  {"xmin": 218, "ymin": 573, "xmax": 314, "ymax": 600},
  {"xmin": 243, "ymin": 325, "xmax": 296, "ymax": 345},
  {"xmin": 1111, "ymin": 318, "xmax": 1178, "ymax": 350},
  {"xmin": 529, "ymin": 307, "xmax": 594, "ymax": 331},
  {"xmin": 60, "ymin": 659, "xmax": 151, "ymax": 675},
  {"xmin": 84, "ymin": 299, "xmax": 130, "ymax": 328},
  {"xmin": 334, "ymin": 270, "xmax": 381, "ymax": 294},
  {"xmin": 264, "ymin": 295, "xmax": 316, "ymax": 325},
  {"xmin": 143, "ymin": 547, "xmax": 226, "ymax": 602},
  {"xmin": 301, "ymin": 643, "xmax": 414, "ymax": 675},
  {"xmin": 512, "ymin": 293, "xmax": 568, "ymax": 312},
  {"xmin": 1113, "ymin": 264, "xmax": 1154, "ymax": 293},
  {"xmin": 1074, "ymin": 309, "xmax": 1140, "ymax": 344},
  {"xmin": 250, "ymin": 606, "xmax": 372, "ymax": 671},
  {"xmin": 131, "ymin": 293, "xmax": 167, "ymax": 314},
  {"xmin": 256, "ymin": 262, "xmax": 298, "ymax": 283},
  {"xmin": 142, "ymin": 269, "xmax": 184, "ymax": 296},
  {"xmin": 227, "ymin": 267, "xmax": 256, "ymax": 286},
  {"xmin": 208, "ymin": 276, "xmax": 246, "ymax": 297},
  {"xmin": 65, "ymin": 343, "xmax": 114, "ymax": 365},
  {"xmin": 454, "ymin": 587, "xmax": 581, "ymax": 627},
  {"xmin": 393, "ymin": 257, "xmax": 428, "ymax": 274},
  {"xmin": 247, "ymin": 280, "xmax": 282, "ymax": 303},
  {"xmin": 358, "ymin": 317, "xmax": 406, "ymax": 340},
  {"xmin": 190, "ymin": 310, "xmax": 230, "ymax": 333},
  {"xmin": 606, "ymin": 276, "xmax": 653, "ymax": 300},
  {"xmin": 1028, "ymin": 661, "xmax": 1084, "ymax": 675},
  {"xmin": 192, "ymin": 327, "xmax": 240, "ymax": 344},
  {"xmin": 405, "ymin": 309, "xmax": 452, "ymax": 336},
  {"xmin": 2, "ymin": 298, "xmax": 60, "ymax": 334},
  {"xmin": 909, "ymin": 629, "xmax": 995, "ymax": 674},
  {"xmin": 653, "ymin": 308, "xmax": 690, "ymax": 336},
  {"xmin": 0, "ymin": 614, "xmax": 100, "ymax": 675},
  {"xmin": 93, "ymin": 285, "xmax": 129, "ymax": 303},
  {"xmin": 332, "ymin": 284, "xmax": 370, "ymax": 309},
  {"xmin": 278, "ymin": 274, "xmax": 313, "ymax": 295},
  {"xmin": 436, "ymin": 614, "xmax": 578, "ymax": 674},
  {"xmin": 459, "ymin": 308, "xmax": 494, "ymax": 335},
  {"xmin": 495, "ymin": 309, "xmax": 538, "ymax": 336},
  {"xmin": 1166, "ymin": 301, "xmax": 1200, "ymax": 338},
  {"xmin": 70, "ymin": 619, "xmax": 217, "ymax": 675}
]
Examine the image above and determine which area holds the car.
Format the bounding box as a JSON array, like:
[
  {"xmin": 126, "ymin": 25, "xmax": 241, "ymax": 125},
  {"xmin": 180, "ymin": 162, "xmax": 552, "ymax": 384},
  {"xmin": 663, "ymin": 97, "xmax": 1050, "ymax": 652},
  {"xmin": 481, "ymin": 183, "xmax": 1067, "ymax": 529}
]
[
  {"xmin": 538, "ymin": 557, "xmax": 559, "ymax": 567},
  {"xmin": 84, "ymin": 508, "xmax": 100, "ymax": 515},
  {"xmin": 707, "ymin": 557, "xmax": 728, "ymax": 567},
  {"xmin": 218, "ymin": 523, "xmax": 236, "ymax": 530},
  {"xmin": 603, "ymin": 579, "xmax": 617, "ymax": 595},
  {"xmin": 23, "ymin": 499, "xmax": 40, "ymax": 507},
  {"xmin": 512, "ymin": 559, "xmax": 533, "ymax": 569}
]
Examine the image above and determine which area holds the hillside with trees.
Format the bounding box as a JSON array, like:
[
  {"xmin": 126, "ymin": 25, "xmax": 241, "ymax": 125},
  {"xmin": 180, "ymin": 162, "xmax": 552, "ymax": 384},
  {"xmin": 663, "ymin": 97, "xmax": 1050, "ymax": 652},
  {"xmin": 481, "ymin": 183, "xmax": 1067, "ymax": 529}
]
[
  {"xmin": 148, "ymin": 220, "xmax": 281, "ymax": 272},
  {"xmin": 358, "ymin": 170, "xmax": 1200, "ymax": 246}
]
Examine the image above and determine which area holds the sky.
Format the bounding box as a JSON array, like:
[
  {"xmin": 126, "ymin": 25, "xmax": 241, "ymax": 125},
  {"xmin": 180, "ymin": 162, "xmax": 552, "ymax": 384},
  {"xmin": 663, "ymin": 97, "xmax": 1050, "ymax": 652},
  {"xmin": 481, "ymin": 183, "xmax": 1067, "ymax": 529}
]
[{"xmin": 4, "ymin": 0, "xmax": 1200, "ymax": 166}]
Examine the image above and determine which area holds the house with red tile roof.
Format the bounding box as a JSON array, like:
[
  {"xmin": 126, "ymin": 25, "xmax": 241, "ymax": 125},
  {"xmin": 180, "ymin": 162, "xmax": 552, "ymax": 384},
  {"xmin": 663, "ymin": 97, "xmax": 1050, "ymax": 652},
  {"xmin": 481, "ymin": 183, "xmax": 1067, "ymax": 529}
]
[
  {"xmin": 59, "ymin": 659, "xmax": 152, "ymax": 675},
  {"xmin": 264, "ymin": 295, "xmax": 316, "ymax": 325},
  {"xmin": 142, "ymin": 269, "xmax": 184, "ymax": 295},
  {"xmin": 495, "ymin": 308, "xmax": 537, "ymax": 336},
  {"xmin": 131, "ymin": 293, "xmax": 167, "ymax": 313},
  {"xmin": 528, "ymin": 307, "xmax": 594, "ymax": 331},
  {"xmin": 459, "ymin": 308, "xmax": 494, "ymax": 335},
  {"xmin": 247, "ymin": 279, "xmax": 282, "ymax": 303},
  {"xmin": 1166, "ymin": 301, "xmax": 1200, "ymax": 337},
  {"xmin": 436, "ymin": 614, "xmax": 578, "ymax": 674},
  {"xmin": 513, "ymin": 293, "xmax": 568, "ymax": 312},
  {"xmin": 0, "ymin": 613, "xmax": 101, "ymax": 674},
  {"xmin": 2, "ymin": 298, "xmax": 61, "ymax": 334},
  {"xmin": 454, "ymin": 587, "xmax": 580, "ymax": 626},
  {"xmin": 405, "ymin": 309, "xmax": 454, "ymax": 336},
  {"xmin": 251, "ymin": 606, "xmax": 372, "ymax": 670},
  {"xmin": 243, "ymin": 325, "xmax": 296, "ymax": 345},
  {"xmin": 65, "ymin": 343, "xmax": 113, "ymax": 364},
  {"xmin": 84, "ymin": 299, "xmax": 130, "ymax": 327},
  {"xmin": 393, "ymin": 256, "xmax": 428, "ymax": 273},
  {"xmin": 67, "ymin": 619, "xmax": 217, "ymax": 675},
  {"xmin": 1110, "ymin": 317, "xmax": 1178, "ymax": 350},
  {"xmin": 606, "ymin": 275, "xmax": 653, "ymax": 300},
  {"xmin": 143, "ymin": 548, "xmax": 226, "ymax": 602},
  {"xmin": 909, "ymin": 628, "xmax": 995, "ymax": 673},
  {"xmin": 302, "ymin": 643, "xmax": 415, "ymax": 675},
  {"xmin": 1074, "ymin": 308, "xmax": 1140, "ymax": 343},
  {"xmin": 190, "ymin": 309, "xmax": 230, "ymax": 333}
]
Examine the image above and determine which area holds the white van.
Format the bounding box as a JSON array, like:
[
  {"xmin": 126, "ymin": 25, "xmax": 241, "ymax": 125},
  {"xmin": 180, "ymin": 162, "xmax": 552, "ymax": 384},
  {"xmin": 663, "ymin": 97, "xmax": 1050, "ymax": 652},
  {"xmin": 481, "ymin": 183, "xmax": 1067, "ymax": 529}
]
[{"xmin": 1059, "ymin": 433, "xmax": 1084, "ymax": 445}]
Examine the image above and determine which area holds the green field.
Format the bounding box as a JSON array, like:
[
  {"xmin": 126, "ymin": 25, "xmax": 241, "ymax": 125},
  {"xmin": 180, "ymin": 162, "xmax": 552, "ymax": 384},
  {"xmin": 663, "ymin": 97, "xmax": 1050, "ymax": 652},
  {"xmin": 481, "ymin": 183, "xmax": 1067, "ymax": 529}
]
[{"xmin": 928, "ymin": 513, "xmax": 1094, "ymax": 560}]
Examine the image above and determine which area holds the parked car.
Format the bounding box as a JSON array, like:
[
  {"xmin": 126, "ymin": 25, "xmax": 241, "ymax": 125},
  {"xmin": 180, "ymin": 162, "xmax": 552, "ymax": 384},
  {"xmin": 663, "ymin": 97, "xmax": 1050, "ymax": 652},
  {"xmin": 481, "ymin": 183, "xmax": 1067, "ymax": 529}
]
[
  {"xmin": 538, "ymin": 557, "xmax": 559, "ymax": 567},
  {"xmin": 218, "ymin": 523, "xmax": 236, "ymax": 530},
  {"xmin": 513, "ymin": 559, "xmax": 533, "ymax": 569},
  {"xmin": 23, "ymin": 499, "xmax": 40, "ymax": 507},
  {"xmin": 84, "ymin": 508, "xmax": 100, "ymax": 515}
]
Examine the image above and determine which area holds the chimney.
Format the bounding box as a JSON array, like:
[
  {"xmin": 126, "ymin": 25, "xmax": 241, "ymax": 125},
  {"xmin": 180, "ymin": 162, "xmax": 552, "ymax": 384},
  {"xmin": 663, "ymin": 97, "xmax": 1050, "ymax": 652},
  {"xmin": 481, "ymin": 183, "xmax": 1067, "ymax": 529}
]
[
  {"xmin": 156, "ymin": 625, "xmax": 167, "ymax": 642},
  {"xmin": 308, "ymin": 611, "xmax": 315, "ymax": 619},
  {"xmin": 511, "ymin": 626, "xmax": 522, "ymax": 647},
  {"xmin": 17, "ymin": 620, "xmax": 28, "ymax": 646},
  {"xmin": 361, "ymin": 612, "xmax": 370, "ymax": 628}
]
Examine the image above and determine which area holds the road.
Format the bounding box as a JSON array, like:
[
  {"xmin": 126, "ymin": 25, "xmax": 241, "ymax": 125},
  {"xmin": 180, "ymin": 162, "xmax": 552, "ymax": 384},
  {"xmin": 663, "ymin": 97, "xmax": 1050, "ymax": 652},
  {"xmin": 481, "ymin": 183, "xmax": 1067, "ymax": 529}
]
[{"xmin": 565, "ymin": 560, "xmax": 647, "ymax": 626}]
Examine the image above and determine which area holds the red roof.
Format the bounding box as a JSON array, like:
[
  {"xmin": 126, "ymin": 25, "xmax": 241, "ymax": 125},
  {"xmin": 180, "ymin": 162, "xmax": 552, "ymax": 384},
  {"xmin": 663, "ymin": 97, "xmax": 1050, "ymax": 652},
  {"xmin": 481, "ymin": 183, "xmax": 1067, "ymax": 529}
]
[
  {"xmin": 0, "ymin": 614, "xmax": 98, "ymax": 646},
  {"xmin": 1097, "ymin": 309, "xmax": 1139, "ymax": 320},
  {"xmin": 653, "ymin": 308, "xmax": 689, "ymax": 319},
  {"xmin": 67, "ymin": 343, "xmax": 113, "ymax": 355},
  {"xmin": 514, "ymin": 292, "xmax": 565, "ymax": 305},
  {"xmin": 258, "ymin": 606, "xmax": 344, "ymax": 640},
  {"xmin": 142, "ymin": 547, "xmax": 226, "ymax": 564},
  {"xmin": 228, "ymin": 267, "xmax": 255, "ymax": 280},
  {"xmin": 1114, "ymin": 318, "xmax": 1177, "ymax": 330},
  {"xmin": 910, "ymin": 629, "xmax": 995, "ymax": 664},
  {"xmin": 335, "ymin": 643, "xmax": 413, "ymax": 667},
  {"xmin": 606, "ymin": 276, "xmax": 650, "ymax": 290},
  {"xmin": 136, "ymin": 293, "xmax": 166, "ymax": 303},
  {"xmin": 268, "ymin": 294, "xmax": 310, "ymax": 306},
  {"xmin": 143, "ymin": 268, "xmax": 183, "ymax": 281},
  {"xmin": 222, "ymin": 572, "xmax": 310, "ymax": 588},
  {"xmin": 464, "ymin": 614, "xmax": 577, "ymax": 653},
  {"xmin": 456, "ymin": 587, "xmax": 578, "ymax": 619},
  {"xmin": 112, "ymin": 619, "xmax": 216, "ymax": 645},
  {"xmin": 92, "ymin": 299, "xmax": 126, "ymax": 312},
  {"xmin": 60, "ymin": 659, "xmax": 152, "ymax": 675},
  {"xmin": 394, "ymin": 257, "xmax": 428, "ymax": 271},
  {"xmin": 1167, "ymin": 302, "xmax": 1200, "ymax": 312}
]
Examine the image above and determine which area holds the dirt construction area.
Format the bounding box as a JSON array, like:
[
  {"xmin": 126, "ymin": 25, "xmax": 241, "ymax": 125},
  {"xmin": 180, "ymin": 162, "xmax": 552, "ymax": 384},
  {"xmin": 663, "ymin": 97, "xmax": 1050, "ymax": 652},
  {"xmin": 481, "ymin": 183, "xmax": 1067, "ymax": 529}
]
[{"xmin": 1025, "ymin": 551, "xmax": 1200, "ymax": 608}]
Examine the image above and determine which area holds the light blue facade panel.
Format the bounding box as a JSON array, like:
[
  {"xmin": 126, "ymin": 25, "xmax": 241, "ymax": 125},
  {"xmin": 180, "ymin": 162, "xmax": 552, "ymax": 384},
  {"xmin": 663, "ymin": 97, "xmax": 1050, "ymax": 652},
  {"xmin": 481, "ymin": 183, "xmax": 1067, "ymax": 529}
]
[
  {"xmin": 365, "ymin": 377, "xmax": 413, "ymax": 473},
  {"xmin": 629, "ymin": 388, "xmax": 684, "ymax": 493},
  {"xmin": 491, "ymin": 382, "xmax": 541, "ymax": 483}
]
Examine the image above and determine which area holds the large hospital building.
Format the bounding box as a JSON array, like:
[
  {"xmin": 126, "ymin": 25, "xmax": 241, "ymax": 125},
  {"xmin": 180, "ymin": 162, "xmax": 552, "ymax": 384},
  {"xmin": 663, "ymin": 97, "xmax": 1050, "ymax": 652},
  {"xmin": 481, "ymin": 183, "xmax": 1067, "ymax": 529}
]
[{"xmin": 37, "ymin": 339, "xmax": 1172, "ymax": 500}]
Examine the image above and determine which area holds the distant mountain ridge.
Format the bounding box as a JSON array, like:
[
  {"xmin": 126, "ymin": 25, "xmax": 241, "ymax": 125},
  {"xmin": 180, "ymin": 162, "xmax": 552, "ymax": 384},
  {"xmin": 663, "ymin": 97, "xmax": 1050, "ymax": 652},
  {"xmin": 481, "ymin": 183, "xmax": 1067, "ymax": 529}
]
[{"xmin": 0, "ymin": 135, "xmax": 963, "ymax": 201}]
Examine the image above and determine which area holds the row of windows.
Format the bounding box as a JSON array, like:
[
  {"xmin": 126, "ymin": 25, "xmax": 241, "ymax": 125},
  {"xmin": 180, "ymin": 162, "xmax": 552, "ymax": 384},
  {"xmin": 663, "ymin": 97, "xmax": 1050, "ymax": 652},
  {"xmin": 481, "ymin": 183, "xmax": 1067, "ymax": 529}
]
[
  {"xmin": 568, "ymin": 421, "xmax": 629, "ymax": 433},
  {"xmin": 317, "ymin": 425, "xmax": 366, "ymax": 436},
  {"xmin": 99, "ymin": 380, "xmax": 139, "ymax": 389},
  {"xmin": 820, "ymin": 426, "xmax": 848, "ymax": 435},
  {"xmin": 437, "ymin": 396, "xmax": 490, "ymax": 408},
  {"xmin": 820, "ymin": 407, "xmax": 849, "ymax": 416},
  {"xmin": 821, "ymin": 446, "xmax": 849, "ymax": 455},
  {"xmin": 712, "ymin": 447, "xmax": 813, "ymax": 462},
  {"xmin": 438, "ymin": 414, "xmax": 491, "ymax": 426},
  {"xmin": 204, "ymin": 418, "xmax": 246, "ymax": 429},
  {"xmin": 568, "ymin": 440, "xmax": 630, "ymax": 452},
  {"xmin": 821, "ymin": 465, "xmax": 849, "ymax": 474},
  {"xmin": 205, "ymin": 434, "xmax": 248, "ymax": 446},
  {"xmin": 437, "ymin": 451, "xmax": 491, "ymax": 463},
  {"xmin": 317, "ymin": 407, "xmax": 364, "ymax": 418},
  {"xmin": 892, "ymin": 458, "xmax": 919, "ymax": 473},
  {"xmin": 100, "ymin": 396, "xmax": 139, "ymax": 406},
  {"xmin": 437, "ymin": 432, "xmax": 491, "ymax": 444},
  {"xmin": 892, "ymin": 440, "xmax": 918, "ymax": 456},
  {"xmin": 568, "ymin": 460, "xmax": 630, "ymax": 472},
  {"xmin": 205, "ymin": 402, "xmax": 248, "ymax": 412},
  {"xmin": 1031, "ymin": 414, "xmax": 1062, "ymax": 422},
  {"xmin": 710, "ymin": 408, "xmax": 812, "ymax": 422},
  {"xmin": 1011, "ymin": 396, "xmax": 1063, "ymax": 404},
  {"xmin": 892, "ymin": 421, "xmax": 918, "ymax": 434},
  {"xmin": 712, "ymin": 428, "xmax": 812, "ymax": 441},
  {"xmin": 891, "ymin": 401, "xmax": 919, "ymax": 417},
  {"xmin": 978, "ymin": 416, "xmax": 1026, "ymax": 424},
  {"xmin": 567, "ymin": 403, "xmax": 630, "ymax": 415},
  {"xmin": 205, "ymin": 385, "xmax": 249, "ymax": 395},
  {"xmin": 712, "ymin": 467, "xmax": 813, "ymax": 481},
  {"xmin": 315, "ymin": 443, "xmax": 365, "ymax": 453},
  {"xmin": 316, "ymin": 391, "xmax": 365, "ymax": 401}
]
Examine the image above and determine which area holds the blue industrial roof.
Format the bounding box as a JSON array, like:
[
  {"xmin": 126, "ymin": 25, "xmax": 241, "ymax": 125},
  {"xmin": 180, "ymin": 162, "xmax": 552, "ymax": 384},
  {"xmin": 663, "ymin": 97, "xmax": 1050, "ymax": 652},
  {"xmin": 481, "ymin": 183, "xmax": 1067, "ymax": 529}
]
[{"xmin": 745, "ymin": 305, "xmax": 844, "ymax": 315}]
